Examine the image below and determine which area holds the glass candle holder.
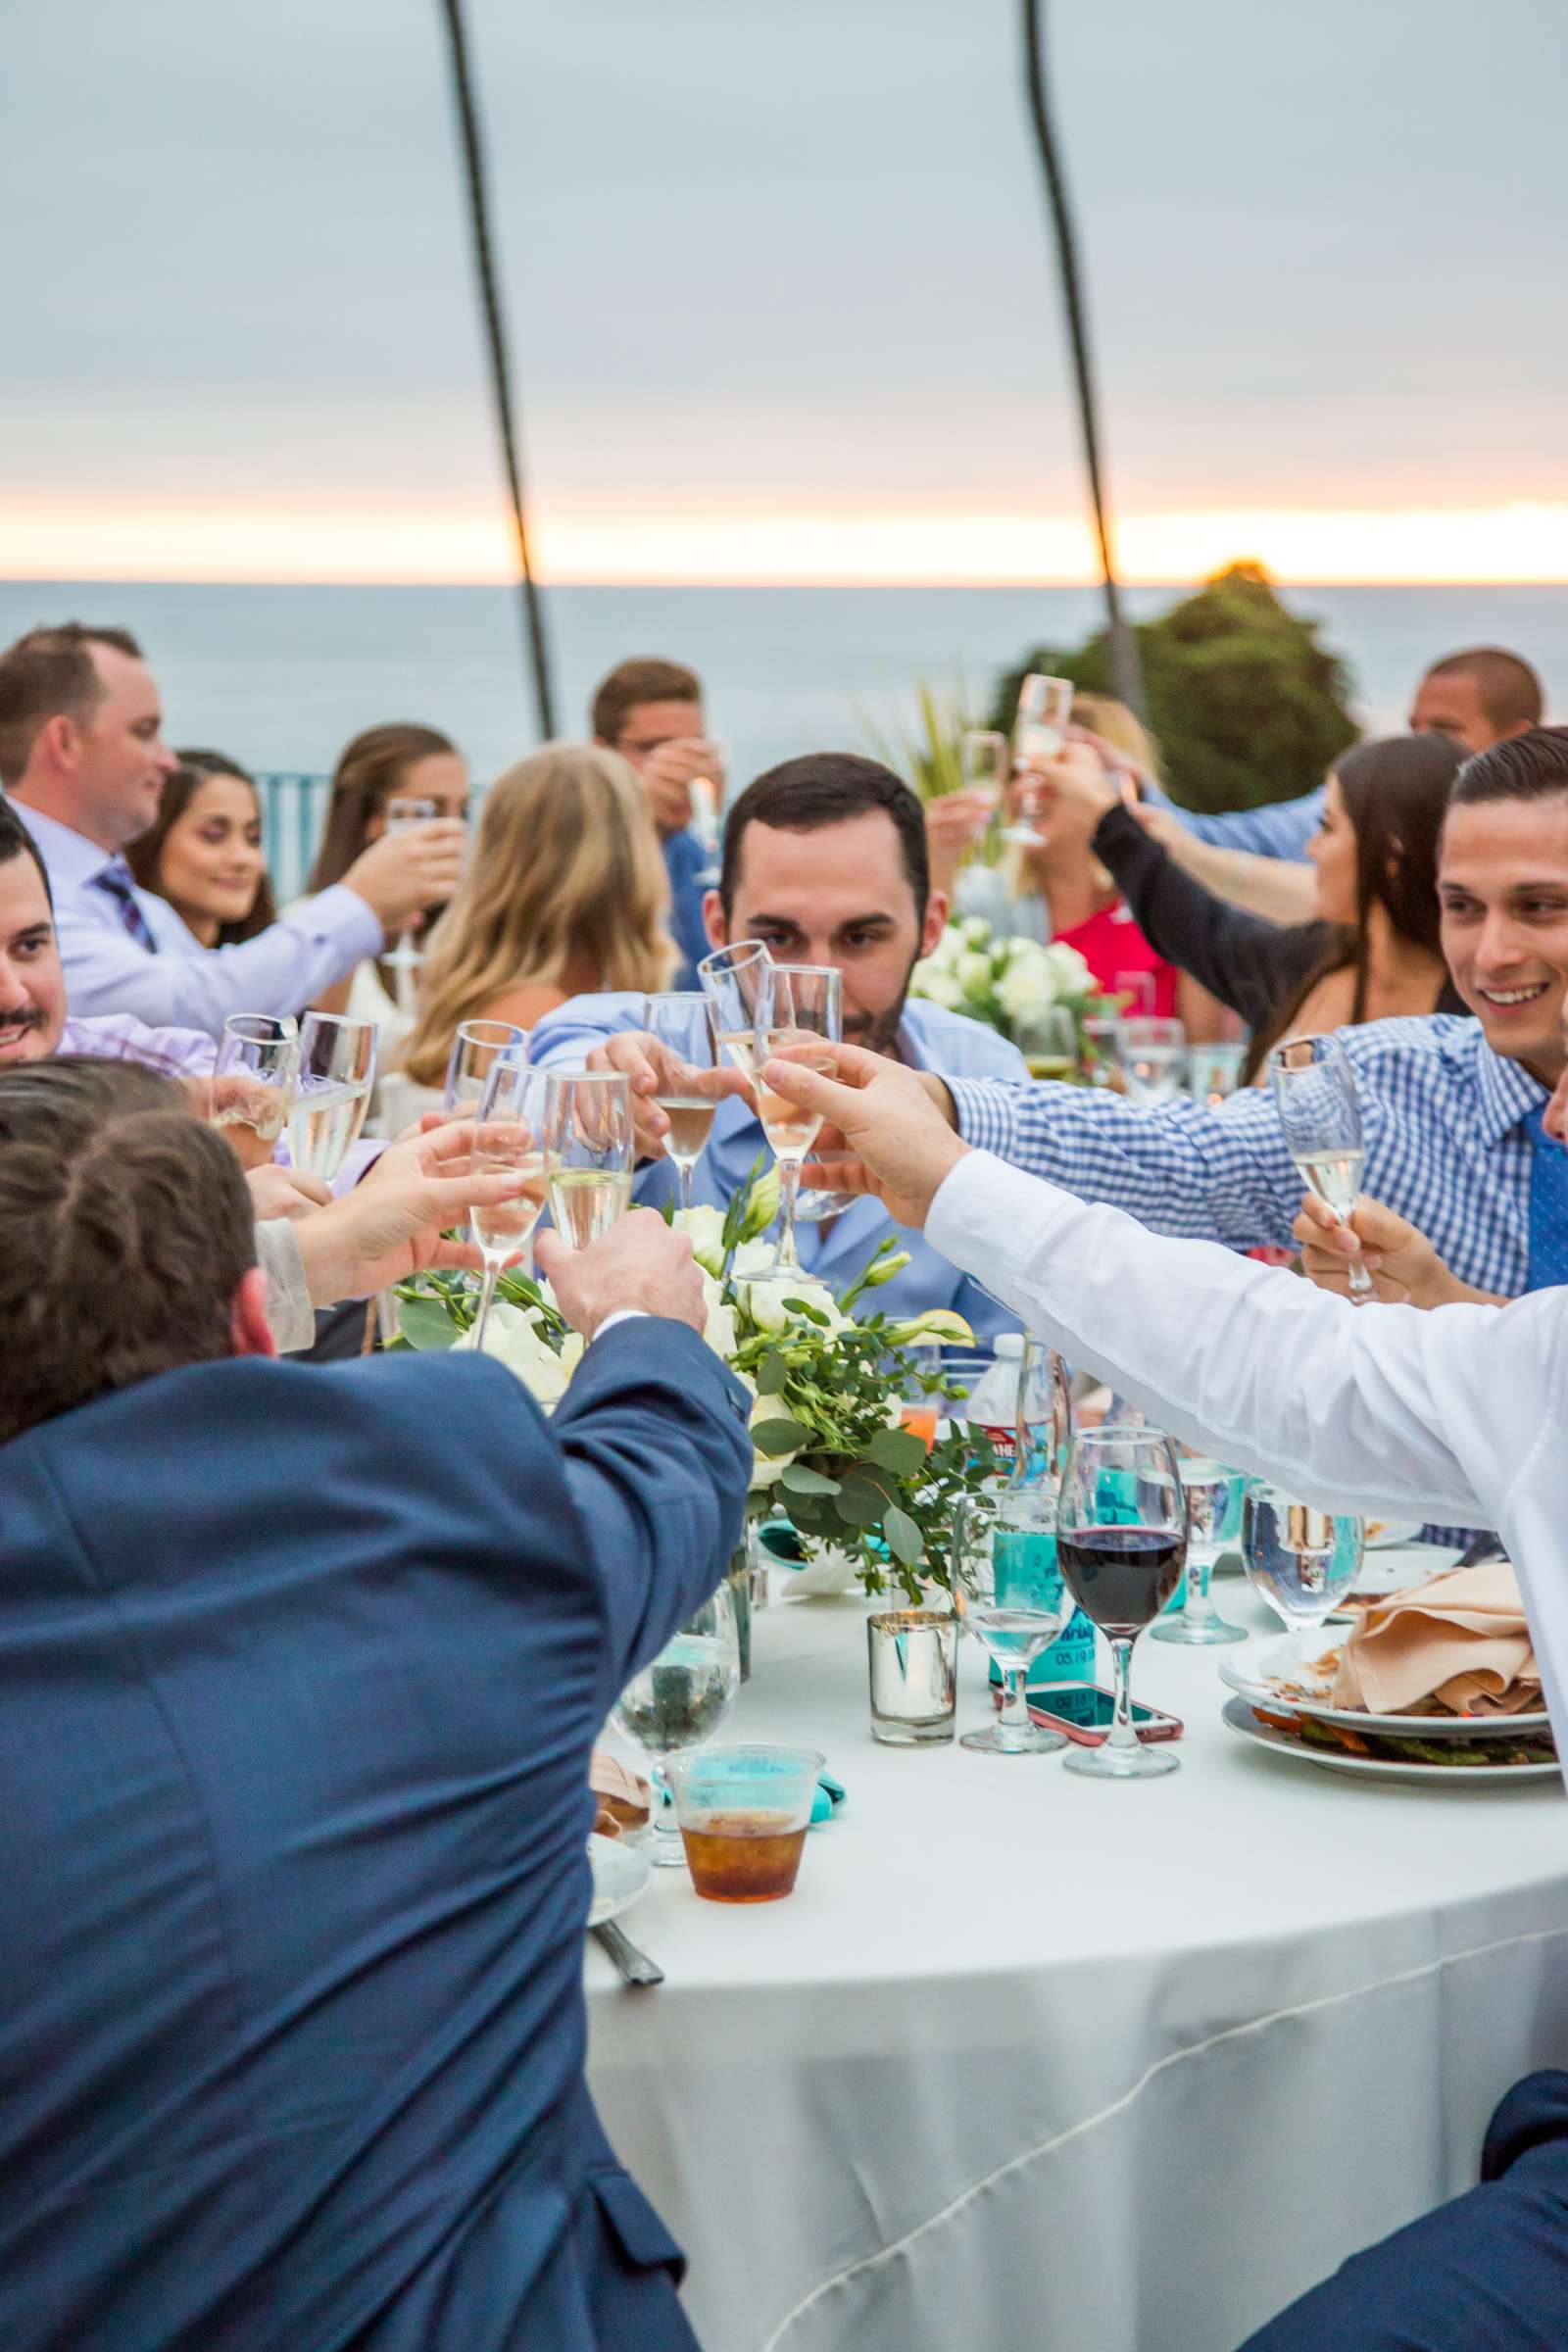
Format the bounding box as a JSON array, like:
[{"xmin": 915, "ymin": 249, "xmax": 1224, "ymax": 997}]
[{"xmin": 867, "ymin": 1609, "xmax": 957, "ymax": 1746}]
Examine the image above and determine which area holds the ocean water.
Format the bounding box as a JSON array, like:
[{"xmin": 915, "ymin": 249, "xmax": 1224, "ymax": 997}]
[{"xmin": 1, "ymin": 579, "xmax": 1560, "ymax": 791}]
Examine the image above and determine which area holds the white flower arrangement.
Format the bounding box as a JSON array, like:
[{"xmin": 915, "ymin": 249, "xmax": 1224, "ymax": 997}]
[{"xmin": 908, "ymin": 918, "xmax": 1099, "ymax": 1050}]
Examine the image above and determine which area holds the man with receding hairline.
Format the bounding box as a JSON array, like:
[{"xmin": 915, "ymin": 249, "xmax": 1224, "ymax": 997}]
[{"xmin": 590, "ymin": 655, "xmax": 727, "ymax": 985}]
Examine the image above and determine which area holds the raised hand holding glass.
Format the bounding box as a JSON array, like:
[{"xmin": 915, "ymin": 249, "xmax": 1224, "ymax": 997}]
[
  {"xmin": 444, "ymin": 1019, "xmax": 526, "ymax": 1114},
  {"xmin": 287, "ymin": 1013, "xmax": 376, "ymax": 1183},
  {"xmin": 467, "ymin": 1056, "xmax": 549, "ymax": 1350},
  {"xmin": 542, "ymin": 1069, "xmax": 634, "ymax": 1249},
  {"xmin": 697, "ymin": 939, "xmax": 774, "ymax": 1083},
  {"xmin": 212, "ymin": 1013, "xmax": 298, "ymax": 1154},
  {"xmin": 753, "ymin": 963, "xmax": 842, "ymax": 1276},
  {"xmin": 643, "ymin": 992, "xmax": 724, "ymax": 1210},
  {"xmin": 1269, "ymin": 1032, "xmax": 1374, "ymax": 1298}
]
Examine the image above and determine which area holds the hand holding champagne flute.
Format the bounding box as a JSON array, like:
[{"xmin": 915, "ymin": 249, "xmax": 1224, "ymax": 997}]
[
  {"xmin": 211, "ymin": 1014, "xmax": 299, "ymax": 1168},
  {"xmin": 287, "ymin": 1013, "xmax": 376, "ymax": 1183},
  {"xmin": 382, "ymin": 795, "xmax": 441, "ymax": 1011},
  {"xmin": 1268, "ymin": 1033, "xmax": 1374, "ymax": 1299},
  {"xmin": 467, "ymin": 1057, "xmax": 549, "ymax": 1350},
  {"xmin": 642, "ymin": 993, "xmax": 725, "ymax": 1211},
  {"xmin": 1002, "ymin": 674, "xmax": 1074, "ymax": 847},
  {"xmin": 753, "ymin": 964, "xmax": 843, "ymax": 1276},
  {"xmin": 543, "ymin": 1070, "xmax": 635, "ymax": 1249}
]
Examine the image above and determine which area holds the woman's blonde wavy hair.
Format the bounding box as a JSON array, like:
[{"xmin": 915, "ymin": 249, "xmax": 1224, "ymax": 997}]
[{"xmin": 400, "ymin": 742, "xmax": 677, "ymax": 1086}]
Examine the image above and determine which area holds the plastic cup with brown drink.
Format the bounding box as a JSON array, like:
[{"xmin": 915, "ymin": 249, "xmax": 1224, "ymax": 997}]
[{"xmin": 669, "ymin": 1744, "xmax": 825, "ymax": 1904}]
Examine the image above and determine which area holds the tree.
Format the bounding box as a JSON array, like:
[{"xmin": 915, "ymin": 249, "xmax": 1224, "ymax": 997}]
[{"xmin": 989, "ymin": 564, "xmax": 1358, "ymax": 814}]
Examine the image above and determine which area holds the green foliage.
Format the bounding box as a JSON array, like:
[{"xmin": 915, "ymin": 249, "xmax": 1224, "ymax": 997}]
[
  {"xmin": 989, "ymin": 564, "xmax": 1358, "ymax": 816},
  {"xmin": 858, "ymin": 677, "xmax": 977, "ymax": 803}
]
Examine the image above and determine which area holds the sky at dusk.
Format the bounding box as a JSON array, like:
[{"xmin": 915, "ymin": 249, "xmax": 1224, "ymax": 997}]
[{"xmin": 6, "ymin": 0, "xmax": 1565, "ymax": 585}]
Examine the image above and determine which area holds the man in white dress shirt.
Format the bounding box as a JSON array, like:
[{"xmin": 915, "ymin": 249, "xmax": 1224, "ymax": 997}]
[
  {"xmin": 761, "ymin": 1035, "xmax": 1568, "ymax": 2349},
  {"xmin": 0, "ymin": 623, "xmax": 466, "ymax": 1037}
]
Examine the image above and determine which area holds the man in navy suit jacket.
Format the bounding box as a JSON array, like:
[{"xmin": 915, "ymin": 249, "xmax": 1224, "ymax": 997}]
[{"xmin": 0, "ymin": 1056, "xmax": 753, "ymax": 2351}]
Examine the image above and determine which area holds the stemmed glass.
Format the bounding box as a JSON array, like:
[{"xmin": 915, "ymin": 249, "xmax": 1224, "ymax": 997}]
[
  {"xmin": 1243, "ymin": 1486, "xmax": 1364, "ymax": 1670},
  {"xmin": 953, "ymin": 1490, "xmax": 1068, "ymax": 1755},
  {"xmin": 752, "ymin": 962, "xmax": 843, "ymax": 1277},
  {"xmin": 1152, "ymin": 1455, "xmax": 1248, "ymax": 1646},
  {"xmin": 643, "ymin": 992, "xmax": 725, "ymax": 1211},
  {"xmin": 211, "ymin": 1013, "xmax": 298, "ymax": 1157},
  {"xmin": 542, "ymin": 1070, "xmax": 634, "ymax": 1249},
  {"xmin": 468, "ymin": 1056, "xmax": 549, "ymax": 1349},
  {"xmin": 287, "ymin": 1012, "xmax": 376, "ymax": 1182},
  {"xmin": 1268, "ymin": 1033, "xmax": 1374, "ymax": 1299},
  {"xmin": 687, "ymin": 742, "xmax": 728, "ymax": 885},
  {"xmin": 1056, "ymin": 1424, "xmax": 1187, "ymax": 1780},
  {"xmin": 383, "ymin": 794, "xmax": 440, "ymax": 1011},
  {"xmin": 960, "ymin": 729, "xmax": 1008, "ymax": 862},
  {"xmin": 697, "ymin": 939, "xmax": 774, "ymax": 1082},
  {"xmin": 1120, "ymin": 1017, "xmax": 1188, "ymax": 1103},
  {"xmin": 612, "ymin": 1584, "xmax": 741, "ymax": 1867},
  {"xmin": 1001, "ymin": 673, "xmax": 1074, "ymax": 847},
  {"xmin": 444, "ymin": 1019, "xmax": 526, "ymax": 1114}
]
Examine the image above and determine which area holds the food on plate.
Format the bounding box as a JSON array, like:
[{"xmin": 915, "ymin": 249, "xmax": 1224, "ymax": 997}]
[{"xmin": 1252, "ymin": 1705, "xmax": 1557, "ymax": 1768}]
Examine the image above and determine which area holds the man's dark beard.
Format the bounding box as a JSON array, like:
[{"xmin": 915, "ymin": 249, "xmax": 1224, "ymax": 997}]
[
  {"xmin": 0, "ymin": 1004, "xmax": 46, "ymax": 1036},
  {"xmin": 844, "ymin": 956, "xmax": 919, "ymax": 1059}
]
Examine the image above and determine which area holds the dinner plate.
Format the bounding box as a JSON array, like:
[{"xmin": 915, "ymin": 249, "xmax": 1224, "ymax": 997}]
[
  {"xmin": 1364, "ymin": 1521, "xmax": 1423, "ymax": 1552},
  {"xmin": 1218, "ymin": 1636, "xmax": 1553, "ymax": 1738},
  {"xmin": 1221, "ymin": 1696, "xmax": 1561, "ymax": 1786},
  {"xmin": 588, "ymin": 1833, "xmax": 652, "ymax": 1929}
]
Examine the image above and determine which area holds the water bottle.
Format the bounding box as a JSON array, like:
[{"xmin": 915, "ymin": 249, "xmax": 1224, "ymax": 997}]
[{"xmin": 1009, "ymin": 1337, "xmax": 1098, "ymax": 1689}]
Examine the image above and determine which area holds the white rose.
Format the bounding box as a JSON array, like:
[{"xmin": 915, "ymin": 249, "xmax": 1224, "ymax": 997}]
[
  {"xmin": 912, "ymin": 966, "xmax": 963, "ymax": 1010},
  {"xmin": 995, "ymin": 956, "xmax": 1054, "ymax": 1021},
  {"xmin": 460, "ymin": 1300, "xmax": 574, "ymax": 1409},
  {"xmin": 959, "ymin": 915, "xmax": 992, "ymax": 948},
  {"xmin": 677, "ymin": 1202, "xmax": 728, "ymax": 1278},
  {"xmin": 748, "ymin": 1387, "xmax": 797, "ymax": 1489},
  {"xmin": 1044, "ymin": 940, "xmax": 1094, "ymax": 998},
  {"xmin": 956, "ymin": 951, "xmax": 993, "ymax": 995}
]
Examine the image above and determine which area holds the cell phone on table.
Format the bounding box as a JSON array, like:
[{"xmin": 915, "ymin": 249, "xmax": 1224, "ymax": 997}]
[{"xmin": 1026, "ymin": 1683, "xmax": 1183, "ymax": 1744}]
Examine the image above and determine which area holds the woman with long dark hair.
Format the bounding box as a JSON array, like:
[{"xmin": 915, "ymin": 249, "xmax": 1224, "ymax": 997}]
[
  {"xmin": 1040, "ymin": 732, "xmax": 1465, "ymax": 1077},
  {"xmin": 125, "ymin": 752, "xmax": 277, "ymax": 947}
]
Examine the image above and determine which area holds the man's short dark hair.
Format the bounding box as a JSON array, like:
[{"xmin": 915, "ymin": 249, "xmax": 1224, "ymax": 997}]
[
  {"xmin": 1425, "ymin": 647, "xmax": 1544, "ymax": 737},
  {"xmin": 719, "ymin": 753, "xmax": 930, "ymax": 923},
  {"xmin": 590, "ymin": 658, "xmax": 702, "ymax": 745},
  {"xmin": 0, "ymin": 1057, "xmax": 255, "ymax": 1446},
  {"xmin": 0, "ymin": 796, "xmax": 52, "ymax": 905},
  {"xmin": 1449, "ymin": 725, "xmax": 1568, "ymax": 809},
  {"xmin": 0, "ymin": 623, "xmax": 144, "ymax": 788}
]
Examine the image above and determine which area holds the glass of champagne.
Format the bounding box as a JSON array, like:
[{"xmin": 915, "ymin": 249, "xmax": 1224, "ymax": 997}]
[
  {"xmin": 1001, "ymin": 674, "xmax": 1073, "ymax": 847},
  {"xmin": 1152, "ymin": 1454, "xmax": 1248, "ymax": 1646},
  {"xmin": 643, "ymin": 992, "xmax": 724, "ymax": 1211},
  {"xmin": 1268, "ymin": 1032, "xmax": 1373, "ymax": 1298},
  {"xmin": 1243, "ymin": 1486, "xmax": 1364, "ymax": 1669},
  {"xmin": 1014, "ymin": 1002, "xmax": 1079, "ymax": 1082},
  {"xmin": 210, "ymin": 1014, "xmax": 298, "ymax": 1156},
  {"xmin": 467, "ymin": 1056, "xmax": 549, "ymax": 1349},
  {"xmin": 752, "ymin": 962, "xmax": 842, "ymax": 1277},
  {"xmin": 542, "ymin": 1070, "xmax": 634, "ymax": 1248},
  {"xmin": 687, "ymin": 741, "xmax": 728, "ymax": 885},
  {"xmin": 288, "ymin": 1013, "xmax": 376, "ymax": 1183},
  {"xmin": 1120, "ymin": 1016, "xmax": 1188, "ymax": 1104},
  {"xmin": 960, "ymin": 728, "xmax": 1008, "ymax": 862},
  {"xmin": 612, "ymin": 1584, "xmax": 742, "ymax": 1867},
  {"xmin": 1056, "ymin": 1425, "xmax": 1187, "ymax": 1780},
  {"xmin": 953, "ymin": 1490, "xmax": 1068, "ymax": 1756},
  {"xmin": 444, "ymin": 1018, "xmax": 526, "ymax": 1114},
  {"xmin": 697, "ymin": 939, "xmax": 774, "ymax": 1082},
  {"xmin": 383, "ymin": 794, "xmax": 440, "ymax": 1011}
]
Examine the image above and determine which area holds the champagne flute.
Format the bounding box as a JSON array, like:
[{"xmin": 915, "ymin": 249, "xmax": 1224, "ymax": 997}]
[
  {"xmin": 1056, "ymin": 1425, "xmax": 1187, "ymax": 1780},
  {"xmin": 383, "ymin": 794, "xmax": 440, "ymax": 1011},
  {"xmin": 1152, "ymin": 1454, "xmax": 1248, "ymax": 1646},
  {"xmin": 643, "ymin": 993, "xmax": 724, "ymax": 1211},
  {"xmin": 953, "ymin": 1490, "xmax": 1068, "ymax": 1756},
  {"xmin": 1120, "ymin": 1016, "xmax": 1188, "ymax": 1104},
  {"xmin": 467, "ymin": 1056, "xmax": 549, "ymax": 1349},
  {"xmin": 1243, "ymin": 1486, "xmax": 1364, "ymax": 1671},
  {"xmin": 960, "ymin": 729, "xmax": 1008, "ymax": 862},
  {"xmin": 210, "ymin": 1014, "xmax": 298, "ymax": 1153},
  {"xmin": 687, "ymin": 740, "xmax": 728, "ymax": 885},
  {"xmin": 287, "ymin": 1013, "xmax": 376, "ymax": 1183},
  {"xmin": 444, "ymin": 1018, "xmax": 526, "ymax": 1114},
  {"xmin": 612, "ymin": 1584, "xmax": 741, "ymax": 1867},
  {"xmin": 697, "ymin": 939, "xmax": 774, "ymax": 1082},
  {"xmin": 1001, "ymin": 674, "xmax": 1073, "ymax": 846},
  {"xmin": 542, "ymin": 1069, "xmax": 634, "ymax": 1248},
  {"xmin": 753, "ymin": 962, "xmax": 842, "ymax": 1277},
  {"xmin": 1268, "ymin": 1032, "xmax": 1374, "ymax": 1299}
]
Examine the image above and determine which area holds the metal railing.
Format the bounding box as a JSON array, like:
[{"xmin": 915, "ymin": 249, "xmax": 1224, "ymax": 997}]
[{"xmin": 256, "ymin": 772, "xmax": 334, "ymax": 905}]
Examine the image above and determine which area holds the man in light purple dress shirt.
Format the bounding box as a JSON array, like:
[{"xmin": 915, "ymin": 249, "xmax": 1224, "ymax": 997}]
[{"xmin": 0, "ymin": 622, "xmax": 466, "ymax": 1040}]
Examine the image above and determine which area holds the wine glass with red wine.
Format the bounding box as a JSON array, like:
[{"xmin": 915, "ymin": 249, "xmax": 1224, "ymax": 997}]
[{"xmin": 1056, "ymin": 1425, "xmax": 1187, "ymax": 1780}]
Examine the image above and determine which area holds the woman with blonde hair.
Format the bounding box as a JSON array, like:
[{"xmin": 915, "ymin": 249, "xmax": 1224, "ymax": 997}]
[{"xmin": 399, "ymin": 743, "xmax": 676, "ymax": 1093}]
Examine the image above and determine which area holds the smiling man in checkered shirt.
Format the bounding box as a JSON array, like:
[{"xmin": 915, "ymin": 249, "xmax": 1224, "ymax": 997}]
[{"xmin": 812, "ymin": 729, "xmax": 1568, "ymax": 1311}]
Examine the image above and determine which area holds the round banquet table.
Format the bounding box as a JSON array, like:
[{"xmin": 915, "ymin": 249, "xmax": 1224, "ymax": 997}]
[{"xmin": 586, "ymin": 1552, "xmax": 1568, "ymax": 2352}]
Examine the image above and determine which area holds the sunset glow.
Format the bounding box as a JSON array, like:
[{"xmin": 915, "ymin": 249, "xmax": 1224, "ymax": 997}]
[{"xmin": 4, "ymin": 495, "xmax": 1565, "ymax": 589}]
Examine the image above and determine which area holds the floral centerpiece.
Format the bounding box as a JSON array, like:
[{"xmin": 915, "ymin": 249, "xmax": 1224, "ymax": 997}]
[
  {"xmin": 392, "ymin": 1168, "xmax": 997, "ymax": 1610},
  {"xmin": 908, "ymin": 918, "xmax": 1108, "ymax": 1073}
]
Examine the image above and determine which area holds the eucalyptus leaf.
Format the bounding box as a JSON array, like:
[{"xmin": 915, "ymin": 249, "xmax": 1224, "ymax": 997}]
[
  {"xmin": 883, "ymin": 1504, "xmax": 925, "ymax": 1567},
  {"xmin": 751, "ymin": 1415, "xmax": 811, "ymax": 1456},
  {"xmin": 780, "ymin": 1463, "xmax": 841, "ymax": 1496},
  {"xmin": 756, "ymin": 1349, "xmax": 790, "ymax": 1397},
  {"xmin": 864, "ymin": 1426, "xmax": 929, "ymax": 1476},
  {"xmin": 833, "ymin": 1471, "xmax": 891, "ymax": 1530},
  {"xmin": 395, "ymin": 1295, "xmax": 463, "ymax": 1351}
]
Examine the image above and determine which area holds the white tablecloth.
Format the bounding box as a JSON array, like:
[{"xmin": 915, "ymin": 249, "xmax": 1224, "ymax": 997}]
[{"xmin": 587, "ymin": 1557, "xmax": 1568, "ymax": 2352}]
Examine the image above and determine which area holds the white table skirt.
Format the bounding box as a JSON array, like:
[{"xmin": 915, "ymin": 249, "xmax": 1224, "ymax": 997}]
[{"xmin": 586, "ymin": 1556, "xmax": 1568, "ymax": 2352}]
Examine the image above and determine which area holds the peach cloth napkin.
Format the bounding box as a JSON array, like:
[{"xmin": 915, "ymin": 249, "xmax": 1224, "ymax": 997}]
[
  {"xmin": 590, "ymin": 1750, "xmax": 651, "ymax": 1838},
  {"xmin": 1332, "ymin": 1561, "xmax": 1540, "ymax": 1717}
]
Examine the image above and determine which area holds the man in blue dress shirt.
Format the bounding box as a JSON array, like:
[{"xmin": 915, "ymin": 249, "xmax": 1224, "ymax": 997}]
[
  {"xmin": 0, "ymin": 622, "xmax": 466, "ymax": 1035},
  {"xmin": 531, "ymin": 752, "xmax": 1029, "ymax": 1341},
  {"xmin": 0, "ymin": 1054, "xmax": 753, "ymax": 2352},
  {"xmin": 590, "ymin": 657, "xmax": 728, "ymax": 987}
]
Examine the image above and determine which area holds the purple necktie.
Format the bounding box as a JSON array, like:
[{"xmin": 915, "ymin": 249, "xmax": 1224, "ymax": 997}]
[{"xmin": 92, "ymin": 858, "xmax": 159, "ymax": 954}]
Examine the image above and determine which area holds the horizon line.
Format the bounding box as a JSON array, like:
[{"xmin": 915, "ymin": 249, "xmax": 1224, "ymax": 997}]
[{"xmin": 3, "ymin": 571, "xmax": 1565, "ymax": 593}]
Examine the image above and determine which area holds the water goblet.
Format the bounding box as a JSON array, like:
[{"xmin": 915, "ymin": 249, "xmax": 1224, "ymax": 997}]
[
  {"xmin": 1152, "ymin": 1454, "xmax": 1248, "ymax": 1646},
  {"xmin": 287, "ymin": 1013, "xmax": 376, "ymax": 1183},
  {"xmin": 612, "ymin": 1585, "xmax": 741, "ymax": 1867},
  {"xmin": 1268, "ymin": 1033, "xmax": 1374, "ymax": 1299},
  {"xmin": 1120, "ymin": 1017, "xmax": 1187, "ymax": 1104},
  {"xmin": 952, "ymin": 1491, "xmax": 1068, "ymax": 1755},
  {"xmin": 542, "ymin": 1069, "xmax": 634, "ymax": 1249},
  {"xmin": 1242, "ymin": 1486, "xmax": 1364, "ymax": 1669},
  {"xmin": 1056, "ymin": 1424, "xmax": 1187, "ymax": 1780},
  {"xmin": 642, "ymin": 992, "xmax": 725, "ymax": 1211},
  {"xmin": 444, "ymin": 1019, "xmax": 526, "ymax": 1114}
]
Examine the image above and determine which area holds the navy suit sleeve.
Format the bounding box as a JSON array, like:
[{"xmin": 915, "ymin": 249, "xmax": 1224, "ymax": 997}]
[{"xmin": 548, "ymin": 1316, "xmax": 754, "ymax": 1688}]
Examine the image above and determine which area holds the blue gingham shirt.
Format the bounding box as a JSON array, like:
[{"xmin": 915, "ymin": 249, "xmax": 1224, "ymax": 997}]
[
  {"xmin": 1143, "ymin": 778, "xmax": 1327, "ymax": 861},
  {"xmin": 948, "ymin": 1014, "xmax": 1547, "ymax": 1303}
]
